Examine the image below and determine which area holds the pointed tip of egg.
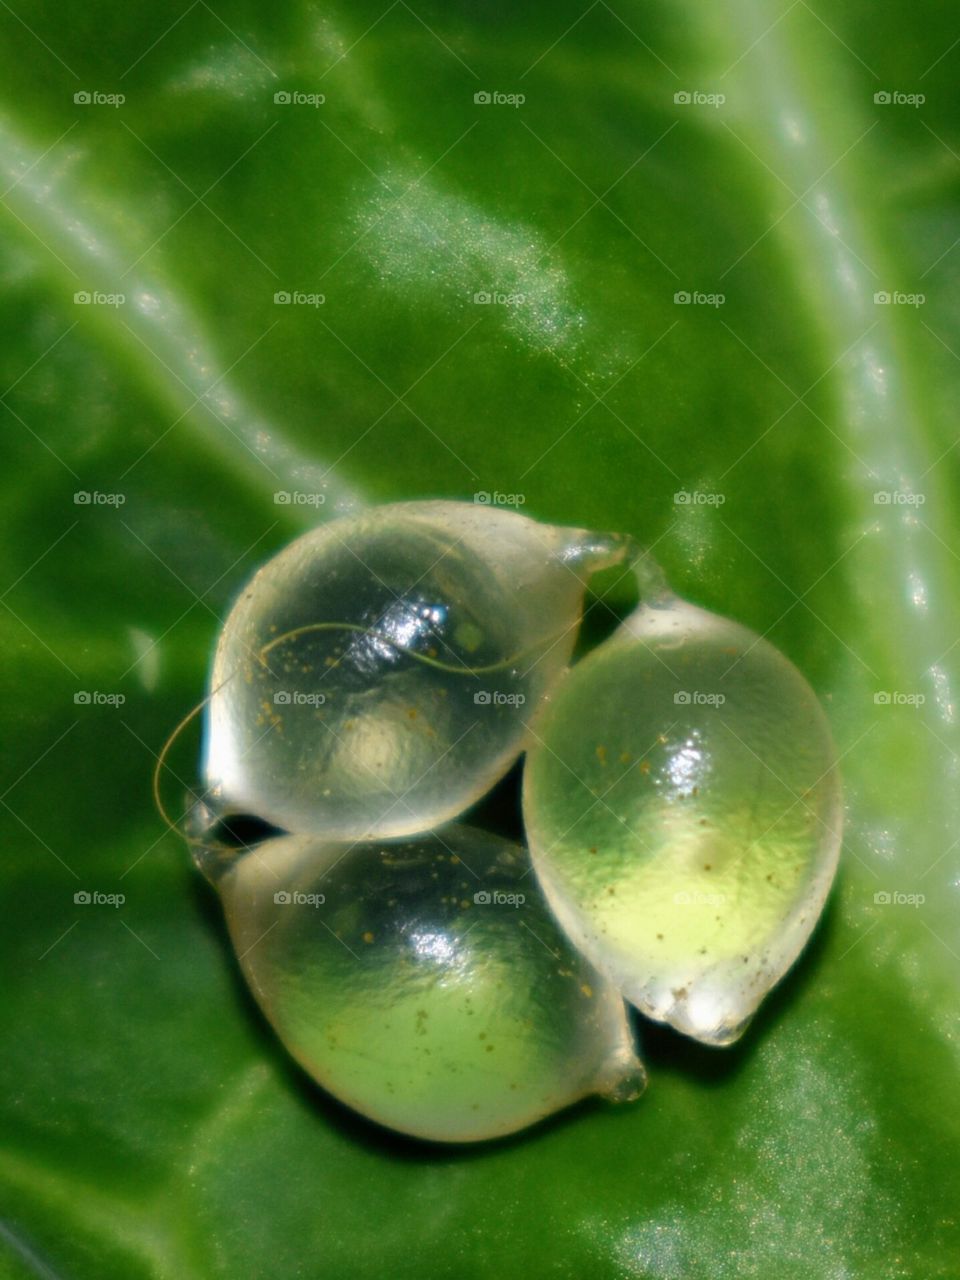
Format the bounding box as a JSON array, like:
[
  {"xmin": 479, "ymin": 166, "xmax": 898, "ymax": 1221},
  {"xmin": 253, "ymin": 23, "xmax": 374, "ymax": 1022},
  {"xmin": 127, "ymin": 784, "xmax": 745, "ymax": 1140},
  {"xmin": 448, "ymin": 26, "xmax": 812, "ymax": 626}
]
[
  {"xmin": 597, "ymin": 1054, "xmax": 648, "ymax": 1103},
  {"xmin": 650, "ymin": 986, "xmax": 756, "ymax": 1048}
]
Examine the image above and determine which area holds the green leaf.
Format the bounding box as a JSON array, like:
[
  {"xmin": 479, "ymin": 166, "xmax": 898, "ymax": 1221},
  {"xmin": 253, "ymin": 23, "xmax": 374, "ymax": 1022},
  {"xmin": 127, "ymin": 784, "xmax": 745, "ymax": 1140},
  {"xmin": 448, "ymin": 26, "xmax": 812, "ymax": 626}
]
[{"xmin": 2, "ymin": 1, "xmax": 959, "ymax": 1276}]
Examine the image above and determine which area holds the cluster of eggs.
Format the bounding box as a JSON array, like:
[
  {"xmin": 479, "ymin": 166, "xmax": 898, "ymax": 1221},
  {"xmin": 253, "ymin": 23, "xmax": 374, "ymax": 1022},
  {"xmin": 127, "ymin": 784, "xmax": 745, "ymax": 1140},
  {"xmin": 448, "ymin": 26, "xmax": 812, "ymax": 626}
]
[{"xmin": 191, "ymin": 501, "xmax": 842, "ymax": 1142}]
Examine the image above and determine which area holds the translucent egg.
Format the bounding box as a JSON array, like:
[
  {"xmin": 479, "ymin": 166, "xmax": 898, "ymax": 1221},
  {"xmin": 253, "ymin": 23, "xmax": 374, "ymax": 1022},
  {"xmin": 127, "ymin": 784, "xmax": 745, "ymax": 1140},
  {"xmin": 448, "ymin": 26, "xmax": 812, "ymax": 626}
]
[
  {"xmin": 204, "ymin": 501, "xmax": 624, "ymax": 839},
  {"xmin": 522, "ymin": 593, "xmax": 843, "ymax": 1046},
  {"xmin": 199, "ymin": 824, "xmax": 645, "ymax": 1143}
]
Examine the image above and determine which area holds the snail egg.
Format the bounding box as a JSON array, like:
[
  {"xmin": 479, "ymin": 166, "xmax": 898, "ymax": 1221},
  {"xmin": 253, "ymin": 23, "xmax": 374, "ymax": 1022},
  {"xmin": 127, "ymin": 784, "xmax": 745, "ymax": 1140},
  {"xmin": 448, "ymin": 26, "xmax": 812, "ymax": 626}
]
[
  {"xmin": 208, "ymin": 825, "xmax": 645, "ymax": 1142},
  {"xmin": 204, "ymin": 501, "xmax": 624, "ymax": 840},
  {"xmin": 522, "ymin": 595, "xmax": 843, "ymax": 1046}
]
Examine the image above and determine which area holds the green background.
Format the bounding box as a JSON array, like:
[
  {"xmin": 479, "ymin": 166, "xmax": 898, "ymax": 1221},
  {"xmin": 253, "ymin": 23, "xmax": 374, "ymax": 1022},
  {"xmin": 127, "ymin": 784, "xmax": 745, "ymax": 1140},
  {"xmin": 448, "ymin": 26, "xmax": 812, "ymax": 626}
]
[{"xmin": 1, "ymin": 1, "xmax": 958, "ymax": 1276}]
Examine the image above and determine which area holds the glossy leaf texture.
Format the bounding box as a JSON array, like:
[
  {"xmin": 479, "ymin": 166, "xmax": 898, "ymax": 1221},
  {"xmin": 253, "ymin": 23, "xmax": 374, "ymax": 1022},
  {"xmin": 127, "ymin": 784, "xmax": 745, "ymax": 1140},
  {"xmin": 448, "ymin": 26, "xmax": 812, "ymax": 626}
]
[{"xmin": 1, "ymin": 0, "xmax": 959, "ymax": 1277}]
